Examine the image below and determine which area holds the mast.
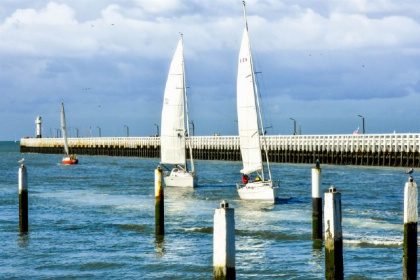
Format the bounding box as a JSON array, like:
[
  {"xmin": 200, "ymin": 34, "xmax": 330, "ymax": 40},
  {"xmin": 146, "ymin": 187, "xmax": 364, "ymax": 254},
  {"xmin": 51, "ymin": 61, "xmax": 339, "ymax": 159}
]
[
  {"xmin": 242, "ymin": 1, "xmax": 272, "ymax": 181},
  {"xmin": 182, "ymin": 34, "xmax": 195, "ymax": 172}
]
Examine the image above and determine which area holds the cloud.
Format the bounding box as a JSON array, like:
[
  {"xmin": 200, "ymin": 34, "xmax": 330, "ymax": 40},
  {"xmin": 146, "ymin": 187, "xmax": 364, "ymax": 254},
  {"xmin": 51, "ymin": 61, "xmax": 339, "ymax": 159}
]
[{"xmin": 1, "ymin": 0, "xmax": 420, "ymax": 140}]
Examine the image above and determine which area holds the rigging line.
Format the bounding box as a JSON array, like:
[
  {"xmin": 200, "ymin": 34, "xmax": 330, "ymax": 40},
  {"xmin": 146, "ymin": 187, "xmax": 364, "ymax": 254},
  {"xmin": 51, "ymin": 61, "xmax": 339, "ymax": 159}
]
[
  {"xmin": 181, "ymin": 35, "xmax": 195, "ymax": 173},
  {"xmin": 255, "ymin": 70, "xmax": 274, "ymax": 134},
  {"xmin": 250, "ymin": 35, "xmax": 274, "ymax": 134}
]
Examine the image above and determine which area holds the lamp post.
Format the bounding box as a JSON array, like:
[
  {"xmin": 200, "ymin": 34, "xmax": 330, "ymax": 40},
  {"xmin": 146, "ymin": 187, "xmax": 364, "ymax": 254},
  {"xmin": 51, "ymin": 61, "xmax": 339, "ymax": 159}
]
[
  {"xmin": 154, "ymin": 124, "xmax": 159, "ymax": 137},
  {"xmin": 190, "ymin": 121, "xmax": 195, "ymax": 136},
  {"xmin": 290, "ymin": 118, "xmax": 297, "ymax": 135},
  {"xmin": 74, "ymin": 127, "xmax": 79, "ymax": 138},
  {"xmin": 124, "ymin": 125, "xmax": 129, "ymax": 137},
  {"xmin": 358, "ymin": 115, "xmax": 365, "ymax": 134},
  {"xmin": 97, "ymin": 126, "xmax": 101, "ymax": 137}
]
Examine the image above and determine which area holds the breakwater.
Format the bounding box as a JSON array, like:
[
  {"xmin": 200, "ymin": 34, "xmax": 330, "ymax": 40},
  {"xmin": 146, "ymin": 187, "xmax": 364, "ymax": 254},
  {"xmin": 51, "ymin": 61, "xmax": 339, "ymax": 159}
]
[{"xmin": 20, "ymin": 133, "xmax": 420, "ymax": 167}]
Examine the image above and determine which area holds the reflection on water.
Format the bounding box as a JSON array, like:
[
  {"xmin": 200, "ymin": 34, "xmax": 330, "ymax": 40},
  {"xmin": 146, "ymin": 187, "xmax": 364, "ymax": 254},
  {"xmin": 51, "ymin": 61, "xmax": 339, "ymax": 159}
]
[
  {"xmin": 17, "ymin": 233, "xmax": 29, "ymax": 248},
  {"xmin": 154, "ymin": 235, "xmax": 165, "ymax": 256}
]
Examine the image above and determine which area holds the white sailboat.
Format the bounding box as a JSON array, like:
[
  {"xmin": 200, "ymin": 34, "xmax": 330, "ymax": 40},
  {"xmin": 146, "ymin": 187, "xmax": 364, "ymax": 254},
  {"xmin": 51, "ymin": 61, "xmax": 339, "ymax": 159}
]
[
  {"xmin": 159, "ymin": 35, "xmax": 197, "ymax": 187},
  {"xmin": 61, "ymin": 102, "xmax": 78, "ymax": 165},
  {"xmin": 236, "ymin": 1, "xmax": 279, "ymax": 202}
]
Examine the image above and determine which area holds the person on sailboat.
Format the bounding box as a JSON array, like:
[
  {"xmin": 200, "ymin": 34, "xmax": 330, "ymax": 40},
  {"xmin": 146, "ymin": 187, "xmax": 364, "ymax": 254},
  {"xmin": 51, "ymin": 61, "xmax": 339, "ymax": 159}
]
[{"xmin": 242, "ymin": 174, "xmax": 249, "ymax": 184}]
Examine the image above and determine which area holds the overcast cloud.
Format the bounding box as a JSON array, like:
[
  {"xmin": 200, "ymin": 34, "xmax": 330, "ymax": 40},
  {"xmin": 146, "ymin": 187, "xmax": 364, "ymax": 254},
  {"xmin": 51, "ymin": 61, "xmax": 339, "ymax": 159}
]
[{"xmin": 1, "ymin": 0, "xmax": 420, "ymax": 140}]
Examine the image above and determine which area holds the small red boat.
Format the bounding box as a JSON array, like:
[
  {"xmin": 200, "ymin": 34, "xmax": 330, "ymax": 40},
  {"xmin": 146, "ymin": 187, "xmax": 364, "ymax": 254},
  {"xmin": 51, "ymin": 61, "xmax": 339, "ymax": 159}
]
[{"xmin": 62, "ymin": 154, "xmax": 78, "ymax": 165}]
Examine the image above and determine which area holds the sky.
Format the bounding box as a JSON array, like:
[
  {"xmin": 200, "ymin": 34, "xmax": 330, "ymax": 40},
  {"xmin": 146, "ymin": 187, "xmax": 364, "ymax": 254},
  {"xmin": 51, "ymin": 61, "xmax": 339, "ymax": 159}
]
[{"xmin": 1, "ymin": 0, "xmax": 420, "ymax": 140}]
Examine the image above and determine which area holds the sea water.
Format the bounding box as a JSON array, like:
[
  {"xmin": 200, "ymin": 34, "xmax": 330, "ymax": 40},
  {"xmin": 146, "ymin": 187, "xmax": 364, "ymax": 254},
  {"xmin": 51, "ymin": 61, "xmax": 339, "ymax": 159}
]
[{"xmin": 0, "ymin": 141, "xmax": 417, "ymax": 279}]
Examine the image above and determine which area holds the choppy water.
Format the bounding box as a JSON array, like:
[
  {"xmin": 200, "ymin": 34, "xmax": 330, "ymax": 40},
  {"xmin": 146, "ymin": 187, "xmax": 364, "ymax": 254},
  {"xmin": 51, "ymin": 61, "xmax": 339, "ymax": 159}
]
[{"xmin": 0, "ymin": 141, "xmax": 417, "ymax": 279}]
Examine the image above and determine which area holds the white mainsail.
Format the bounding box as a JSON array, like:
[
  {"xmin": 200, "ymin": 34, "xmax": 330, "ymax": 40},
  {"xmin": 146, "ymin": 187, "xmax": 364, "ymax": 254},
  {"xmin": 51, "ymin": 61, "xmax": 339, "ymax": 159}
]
[
  {"xmin": 236, "ymin": 1, "xmax": 277, "ymax": 202},
  {"xmin": 61, "ymin": 102, "xmax": 69, "ymax": 156},
  {"xmin": 237, "ymin": 27, "xmax": 263, "ymax": 175},
  {"xmin": 160, "ymin": 39, "xmax": 186, "ymax": 165}
]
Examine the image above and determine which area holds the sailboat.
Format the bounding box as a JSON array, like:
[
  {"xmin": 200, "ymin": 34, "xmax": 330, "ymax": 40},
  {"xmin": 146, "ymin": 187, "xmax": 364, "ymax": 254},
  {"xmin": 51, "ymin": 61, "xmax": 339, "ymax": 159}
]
[
  {"xmin": 159, "ymin": 35, "xmax": 197, "ymax": 187},
  {"xmin": 236, "ymin": 1, "xmax": 279, "ymax": 202},
  {"xmin": 61, "ymin": 102, "xmax": 78, "ymax": 165}
]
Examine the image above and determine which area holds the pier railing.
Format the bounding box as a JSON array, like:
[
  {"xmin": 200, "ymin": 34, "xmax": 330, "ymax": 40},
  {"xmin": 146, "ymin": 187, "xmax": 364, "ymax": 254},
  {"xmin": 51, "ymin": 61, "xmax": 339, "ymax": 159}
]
[
  {"xmin": 20, "ymin": 133, "xmax": 420, "ymax": 167},
  {"xmin": 20, "ymin": 133, "xmax": 420, "ymax": 153}
]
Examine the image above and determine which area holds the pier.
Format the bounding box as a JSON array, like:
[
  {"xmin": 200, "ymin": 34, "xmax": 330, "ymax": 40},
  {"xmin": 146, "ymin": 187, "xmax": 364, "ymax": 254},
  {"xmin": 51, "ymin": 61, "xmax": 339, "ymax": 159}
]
[{"xmin": 20, "ymin": 133, "xmax": 420, "ymax": 167}]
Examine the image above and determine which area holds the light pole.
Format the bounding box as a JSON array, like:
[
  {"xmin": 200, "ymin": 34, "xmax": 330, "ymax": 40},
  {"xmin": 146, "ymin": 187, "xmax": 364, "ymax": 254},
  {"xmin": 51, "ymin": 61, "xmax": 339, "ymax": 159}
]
[
  {"xmin": 154, "ymin": 124, "xmax": 159, "ymax": 137},
  {"xmin": 290, "ymin": 118, "xmax": 297, "ymax": 135},
  {"xmin": 124, "ymin": 125, "xmax": 129, "ymax": 137},
  {"xmin": 74, "ymin": 127, "xmax": 79, "ymax": 138},
  {"xmin": 97, "ymin": 126, "xmax": 101, "ymax": 137},
  {"xmin": 190, "ymin": 121, "xmax": 195, "ymax": 136},
  {"xmin": 358, "ymin": 115, "xmax": 365, "ymax": 134}
]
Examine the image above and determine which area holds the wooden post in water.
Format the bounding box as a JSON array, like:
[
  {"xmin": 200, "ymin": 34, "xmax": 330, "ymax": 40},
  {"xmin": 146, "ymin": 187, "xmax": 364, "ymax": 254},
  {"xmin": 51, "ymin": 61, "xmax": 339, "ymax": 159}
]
[
  {"xmin": 312, "ymin": 159, "xmax": 322, "ymax": 239},
  {"xmin": 154, "ymin": 166, "xmax": 164, "ymax": 236},
  {"xmin": 18, "ymin": 164, "xmax": 29, "ymax": 233},
  {"xmin": 403, "ymin": 176, "xmax": 417, "ymax": 280},
  {"xmin": 324, "ymin": 186, "xmax": 343, "ymax": 280},
  {"xmin": 213, "ymin": 200, "xmax": 235, "ymax": 280}
]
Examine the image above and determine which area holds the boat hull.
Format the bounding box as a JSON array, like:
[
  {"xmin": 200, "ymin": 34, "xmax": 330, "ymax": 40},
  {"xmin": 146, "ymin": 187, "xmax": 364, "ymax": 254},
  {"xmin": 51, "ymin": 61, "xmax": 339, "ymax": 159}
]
[
  {"xmin": 237, "ymin": 180, "xmax": 279, "ymax": 202},
  {"xmin": 164, "ymin": 168, "xmax": 197, "ymax": 187},
  {"xmin": 62, "ymin": 156, "xmax": 78, "ymax": 165}
]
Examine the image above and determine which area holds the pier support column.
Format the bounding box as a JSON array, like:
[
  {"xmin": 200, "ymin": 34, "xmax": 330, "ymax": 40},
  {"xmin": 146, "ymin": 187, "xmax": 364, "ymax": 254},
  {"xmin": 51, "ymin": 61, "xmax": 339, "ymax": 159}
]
[
  {"xmin": 18, "ymin": 164, "xmax": 29, "ymax": 233},
  {"xmin": 312, "ymin": 160, "xmax": 322, "ymax": 240},
  {"xmin": 155, "ymin": 167, "xmax": 164, "ymax": 236},
  {"xmin": 214, "ymin": 200, "xmax": 235, "ymax": 280},
  {"xmin": 324, "ymin": 186, "xmax": 343, "ymax": 280},
  {"xmin": 403, "ymin": 176, "xmax": 417, "ymax": 280}
]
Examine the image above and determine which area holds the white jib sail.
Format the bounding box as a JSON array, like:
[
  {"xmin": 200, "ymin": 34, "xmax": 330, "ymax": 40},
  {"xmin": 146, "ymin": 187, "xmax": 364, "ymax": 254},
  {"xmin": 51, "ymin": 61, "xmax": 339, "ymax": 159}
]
[
  {"xmin": 61, "ymin": 102, "xmax": 69, "ymax": 156},
  {"xmin": 160, "ymin": 39, "xmax": 186, "ymax": 165},
  {"xmin": 237, "ymin": 27, "xmax": 263, "ymax": 175}
]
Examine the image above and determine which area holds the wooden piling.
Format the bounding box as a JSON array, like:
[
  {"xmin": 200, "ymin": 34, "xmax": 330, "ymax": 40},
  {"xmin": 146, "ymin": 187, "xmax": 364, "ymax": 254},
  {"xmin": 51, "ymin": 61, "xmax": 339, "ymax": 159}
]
[
  {"xmin": 403, "ymin": 176, "xmax": 417, "ymax": 280},
  {"xmin": 18, "ymin": 164, "xmax": 28, "ymax": 233},
  {"xmin": 324, "ymin": 186, "xmax": 343, "ymax": 280},
  {"xmin": 312, "ymin": 160, "xmax": 322, "ymax": 240},
  {"xmin": 214, "ymin": 200, "xmax": 235, "ymax": 280},
  {"xmin": 155, "ymin": 167, "xmax": 164, "ymax": 236}
]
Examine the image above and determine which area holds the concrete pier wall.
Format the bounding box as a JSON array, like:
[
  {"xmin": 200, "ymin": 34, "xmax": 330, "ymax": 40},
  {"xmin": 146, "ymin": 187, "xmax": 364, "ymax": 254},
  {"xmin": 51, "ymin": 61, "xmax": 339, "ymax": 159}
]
[{"xmin": 20, "ymin": 134, "xmax": 420, "ymax": 167}]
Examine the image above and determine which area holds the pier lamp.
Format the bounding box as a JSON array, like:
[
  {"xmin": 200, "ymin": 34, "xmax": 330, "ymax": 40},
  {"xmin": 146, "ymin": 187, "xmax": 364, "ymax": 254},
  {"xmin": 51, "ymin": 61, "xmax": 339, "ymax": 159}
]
[
  {"xmin": 124, "ymin": 125, "xmax": 129, "ymax": 137},
  {"xmin": 263, "ymin": 125, "xmax": 272, "ymax": 135},
  {"xmin": 358, "ymin": 115, "xmax": 365, "ymax": 134},
  {"xmin": 97, "ymin": 126, "xmax": 101, "ymax": 137},
  {"xmin": 189, "ymin": 121, "xmax": 195, "ymax": 136},
  {"xmin": 290, "ymin": 118, "xmax": 297, "ymax": 135},
  {"xmin": 154, "ymin": 124, "xmax": 159, "ymax": 137}
]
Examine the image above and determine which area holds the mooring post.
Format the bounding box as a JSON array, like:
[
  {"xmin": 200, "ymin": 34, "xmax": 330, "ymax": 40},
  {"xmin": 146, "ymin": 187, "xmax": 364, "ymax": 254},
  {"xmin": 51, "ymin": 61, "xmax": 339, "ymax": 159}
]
[
  {"xmin": 18, "ymin": 164, "xmax": 29, "ymax": 233},
  {"xmin": 312, "ymin": 159, "xmax": 322, "ymax": 240},
  {"xmin": 155, "ymin": 166, "xmax": 164, "ymax": 236},
  {"xmin": 213, "ymin": 200, "xmax": 235, "ymax": 280},
  {"xmin": 403, "ymin": 176, "xmax": 417, "ymax": 280},
  {"xmin": 324, "ymin": 186, "xmax": 343, "ymax": 280}
]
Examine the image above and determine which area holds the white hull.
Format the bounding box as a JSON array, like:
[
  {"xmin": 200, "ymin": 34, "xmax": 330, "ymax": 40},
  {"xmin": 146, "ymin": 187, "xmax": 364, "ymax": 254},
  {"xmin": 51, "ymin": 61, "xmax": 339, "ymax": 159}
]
[
  {"xmin": 237, "ymin": 180, "xmax": 280, "ymax": 202},
  {"xmin": 164, "ymin": 168, "xmax": 197, "ymax": 187}
]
